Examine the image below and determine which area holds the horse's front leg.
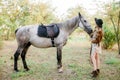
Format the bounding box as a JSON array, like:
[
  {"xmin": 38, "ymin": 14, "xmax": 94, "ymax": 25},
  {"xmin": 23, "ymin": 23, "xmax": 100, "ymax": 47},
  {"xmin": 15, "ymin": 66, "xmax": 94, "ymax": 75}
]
[{"xmin": 57, "ymin": 46, "xmax": 63, "ymax": 73}]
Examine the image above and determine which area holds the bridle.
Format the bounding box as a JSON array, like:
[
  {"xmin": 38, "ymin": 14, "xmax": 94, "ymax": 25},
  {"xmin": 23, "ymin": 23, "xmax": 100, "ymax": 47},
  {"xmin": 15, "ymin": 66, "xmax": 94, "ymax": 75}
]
[
  {"xmin": 78, "ymin": 15, "xmax": 93, "ymax": 36},
  {"xmin": 79, "ymin": 15, "xmax": 88, "ymax": 32}
]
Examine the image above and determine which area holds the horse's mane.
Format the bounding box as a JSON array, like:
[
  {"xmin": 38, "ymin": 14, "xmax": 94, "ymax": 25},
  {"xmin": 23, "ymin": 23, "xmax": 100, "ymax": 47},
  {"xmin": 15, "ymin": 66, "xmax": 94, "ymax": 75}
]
[{"xmin": 46, "ymin": 16, "xmax": 79, "ymax": 30}]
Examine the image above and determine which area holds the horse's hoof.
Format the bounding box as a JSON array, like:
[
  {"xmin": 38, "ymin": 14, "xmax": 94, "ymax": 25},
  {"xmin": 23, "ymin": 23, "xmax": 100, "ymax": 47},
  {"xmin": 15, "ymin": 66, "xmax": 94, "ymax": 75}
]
[
  {"xmin": 57, "ymin": 65, "xmax": 61, "ymax": 69},
  {"xmin": 58, "ymin": 67, "xmax": 63, "ymax": 73},
  {"xmin": 25, "ymin": 68, "xmax": 30, "ymax": 71},
  {"xmin": 14, "ymin": 69, "xmax": 19, "ymax": 72}
]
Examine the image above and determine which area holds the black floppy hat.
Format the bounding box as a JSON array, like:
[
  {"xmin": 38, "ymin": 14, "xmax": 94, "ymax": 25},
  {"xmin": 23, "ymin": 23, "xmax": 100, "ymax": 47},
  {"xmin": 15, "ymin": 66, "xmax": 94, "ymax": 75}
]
[{"xmin": 95, "ymin": 18, "xmax": 103, "ymax": 28}]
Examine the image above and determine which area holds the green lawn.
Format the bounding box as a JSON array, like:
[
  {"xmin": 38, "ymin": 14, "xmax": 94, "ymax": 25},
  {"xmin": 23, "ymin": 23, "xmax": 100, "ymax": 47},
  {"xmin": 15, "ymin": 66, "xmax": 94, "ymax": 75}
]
[{"xmin": 0, "ymin": 36, "xmax": 120, "ymax": 80}]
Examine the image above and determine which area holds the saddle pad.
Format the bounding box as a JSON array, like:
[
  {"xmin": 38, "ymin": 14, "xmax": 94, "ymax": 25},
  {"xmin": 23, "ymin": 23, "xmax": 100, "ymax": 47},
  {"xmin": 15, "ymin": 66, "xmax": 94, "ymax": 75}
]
[
  {"xmin": 37, "ymin": 25, "xmax": 47, "ymax": 37},
  {"xmin": 37, "ymin": 24, "xmax": 59, "ymax": 38}
]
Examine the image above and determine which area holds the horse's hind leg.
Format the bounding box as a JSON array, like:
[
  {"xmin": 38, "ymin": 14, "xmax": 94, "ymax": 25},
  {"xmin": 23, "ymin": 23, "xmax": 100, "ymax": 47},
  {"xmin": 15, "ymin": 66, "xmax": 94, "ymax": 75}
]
[
  {"xmin": 14, "ymin": 47, "xmax": 23, "ymax": 72},
  {"xmin": 21, "ymin": 42, "xmax": 31, "ymax": 71}
]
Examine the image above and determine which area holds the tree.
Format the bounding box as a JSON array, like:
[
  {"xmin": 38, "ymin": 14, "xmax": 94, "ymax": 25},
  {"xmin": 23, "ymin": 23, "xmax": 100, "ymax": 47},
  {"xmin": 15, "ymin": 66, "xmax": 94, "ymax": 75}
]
[
  {"xmin": 67, "ymin": 6, "xmax": 86, "ymax": 19},
  {"xmin": 101, "ymin": 1, "xmax": 120, "ymax": 49},
  {"xmin": 0, "ymin": 0, "xmax": 58, "ymax": 40},
  {"xmin": 103, "ymin": 1, "xmax": 120, "ymax": 24},
  {"xmin": 111, "ymin": 11, "xmax": 120, "ymax": 54}
]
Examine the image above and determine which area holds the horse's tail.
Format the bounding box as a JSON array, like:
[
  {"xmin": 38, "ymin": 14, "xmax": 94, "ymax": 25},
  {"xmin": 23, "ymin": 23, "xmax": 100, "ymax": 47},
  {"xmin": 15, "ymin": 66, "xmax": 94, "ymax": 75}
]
[{"xmin": 15, "ymin": 28, "xmax": 19, "ymax": 34}]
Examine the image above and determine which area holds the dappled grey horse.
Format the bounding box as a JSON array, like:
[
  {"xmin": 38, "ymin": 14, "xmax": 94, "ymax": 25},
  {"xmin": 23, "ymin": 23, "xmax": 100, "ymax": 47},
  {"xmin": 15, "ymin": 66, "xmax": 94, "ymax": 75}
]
[{"xmin": 14, "ymin": 12, "xmax": 93, "ymax": 73}]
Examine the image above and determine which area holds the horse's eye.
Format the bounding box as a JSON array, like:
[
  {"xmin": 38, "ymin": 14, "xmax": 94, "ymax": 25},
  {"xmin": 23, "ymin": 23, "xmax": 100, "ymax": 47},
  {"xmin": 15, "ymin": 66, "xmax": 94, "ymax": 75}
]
[{"xmin": 84, "ymin": 20, "xmax": 87, "ymax": 22}]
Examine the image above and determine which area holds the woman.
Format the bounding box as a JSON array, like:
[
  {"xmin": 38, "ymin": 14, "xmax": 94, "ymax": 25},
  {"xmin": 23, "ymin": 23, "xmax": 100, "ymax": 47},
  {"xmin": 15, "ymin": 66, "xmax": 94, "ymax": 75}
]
[{"xmin": 90, "ymin": 18, "xmax": 103, "ymax": 77}]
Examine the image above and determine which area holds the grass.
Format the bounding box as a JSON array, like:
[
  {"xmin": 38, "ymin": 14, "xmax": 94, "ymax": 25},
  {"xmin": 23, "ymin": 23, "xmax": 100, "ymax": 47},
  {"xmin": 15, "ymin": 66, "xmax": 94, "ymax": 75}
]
[
  {"xmin": 105, "ymin": 57, "xmax": 120, "ymax": 65},
  {"xmin": 0, "ymin": 35, "xmax": 120, "ymax": 80}
]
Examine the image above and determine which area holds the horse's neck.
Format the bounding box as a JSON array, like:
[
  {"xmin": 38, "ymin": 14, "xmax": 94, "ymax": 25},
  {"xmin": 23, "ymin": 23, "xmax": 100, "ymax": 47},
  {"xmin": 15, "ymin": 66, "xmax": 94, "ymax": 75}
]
[{"xmin": 62, "ymin": 16, "xmax": 79, "ymax": 35}]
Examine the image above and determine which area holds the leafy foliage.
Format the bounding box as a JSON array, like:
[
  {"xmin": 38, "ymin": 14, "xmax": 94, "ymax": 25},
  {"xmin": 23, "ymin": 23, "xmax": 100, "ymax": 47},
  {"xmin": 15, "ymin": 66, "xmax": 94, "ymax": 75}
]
[
  {"xmin": 103, "ymin": 1, "xmax": 120, "ymax": 25},
  {"xmin": 67, "ymin": 6, "xmax": 86, "ymax": 18},
  {"xmin": 102, "ymin": 24, "xmax": 116, "ymax": 49},
  {"xmin": 102, "ymin": 1, "xmax": 120, "ymax": 49},
  {"xmin": 0, "ymin": 0, "xmax": 58, "ymax": 40}
]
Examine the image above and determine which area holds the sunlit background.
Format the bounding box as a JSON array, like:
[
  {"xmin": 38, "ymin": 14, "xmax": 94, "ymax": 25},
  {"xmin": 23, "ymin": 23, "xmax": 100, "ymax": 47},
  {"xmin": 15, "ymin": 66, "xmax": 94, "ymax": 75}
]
[
  {"xmin": 0, "ymin": 0, "xmax": 119, "ymax": 47},
  {"xmin": 0, "ymin": 0, "xmax": 120, "ymax": 80},
  {"xmin": 29, "ymin": 0, "xmax": 119, "ymax": 18}
]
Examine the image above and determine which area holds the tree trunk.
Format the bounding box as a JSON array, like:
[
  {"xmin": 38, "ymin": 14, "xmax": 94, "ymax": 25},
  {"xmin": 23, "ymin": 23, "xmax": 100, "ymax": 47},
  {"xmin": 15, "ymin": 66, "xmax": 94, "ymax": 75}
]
[
  {"xmin": 111, "ymin": 15, "xmax": 120, "ymax": 55},
  {"xmin": 117, "ymin": 42, "xmax": 120, "ymax": 55}
]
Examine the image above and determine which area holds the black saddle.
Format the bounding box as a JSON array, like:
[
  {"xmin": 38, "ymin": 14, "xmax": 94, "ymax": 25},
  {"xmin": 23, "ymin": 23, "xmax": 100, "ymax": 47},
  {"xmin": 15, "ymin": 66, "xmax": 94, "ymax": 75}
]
[{"xmin": 37, "ymin": 24, "xmax": 60, "ymax": 38}]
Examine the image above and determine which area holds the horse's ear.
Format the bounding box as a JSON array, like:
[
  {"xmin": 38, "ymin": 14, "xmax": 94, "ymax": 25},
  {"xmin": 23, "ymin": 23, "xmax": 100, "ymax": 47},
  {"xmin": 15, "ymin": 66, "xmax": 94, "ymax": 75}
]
[
  {"xmin": 41, "ymin": 23, "xmax": 43, "ymax": 26},
  {"xmin": 78, "ymin": 12, "xmax": 81, "ymax": 18},
  {"xmin": 95, "ymin": 18, "xmax": 97, "ymax": 21}
]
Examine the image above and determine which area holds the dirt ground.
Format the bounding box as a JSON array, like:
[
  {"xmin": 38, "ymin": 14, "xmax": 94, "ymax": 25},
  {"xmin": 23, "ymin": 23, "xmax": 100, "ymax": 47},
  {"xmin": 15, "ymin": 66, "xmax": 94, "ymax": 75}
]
[{"xmin": 0, "ymin": 39, "xmax": 120, "ymax": 80}]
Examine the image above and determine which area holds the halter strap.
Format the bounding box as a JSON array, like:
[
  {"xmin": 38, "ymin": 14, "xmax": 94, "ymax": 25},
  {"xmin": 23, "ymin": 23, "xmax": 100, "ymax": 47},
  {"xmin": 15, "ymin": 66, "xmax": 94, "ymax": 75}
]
[
  {"xmin": 79, "ymin": 16, "xmax": 87, "ymax": 29},
  {"xmin": 50, "ymin": 24, "xmax": 59, "ymax": 47},
  {"xmin": 51, "ymin": 38, "xmax": 55, "ymax": 47}
]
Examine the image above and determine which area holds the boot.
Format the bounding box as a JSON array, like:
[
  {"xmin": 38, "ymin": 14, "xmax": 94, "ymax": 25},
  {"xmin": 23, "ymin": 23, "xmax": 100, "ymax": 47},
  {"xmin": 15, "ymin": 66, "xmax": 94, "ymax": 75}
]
[
  {"xmin": 97, "ymin": 69, "xmax": 100, "ymax": 73},
  {"xmin": 91, "ymin": 71, "xmax": 94, "ymax": 74},
  {"xmin": 92, "ymin": 70, "xmax": 98, "ymax": 77},
  {"xmin": 91, "ymin": 69, "xmax": 100, "ymax": 75}
]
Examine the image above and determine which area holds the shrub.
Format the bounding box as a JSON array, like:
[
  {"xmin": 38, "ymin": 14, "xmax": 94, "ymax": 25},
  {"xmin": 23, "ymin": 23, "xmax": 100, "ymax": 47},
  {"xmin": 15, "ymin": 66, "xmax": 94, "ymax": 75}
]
[{"xmin": 102, "ymin": 24, "xmax": 116, "ymax": 49}]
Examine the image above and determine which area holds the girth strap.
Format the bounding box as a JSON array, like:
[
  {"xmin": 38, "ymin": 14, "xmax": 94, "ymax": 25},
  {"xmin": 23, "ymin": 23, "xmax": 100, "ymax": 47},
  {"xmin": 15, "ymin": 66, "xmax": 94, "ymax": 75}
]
[{"xmin": 51, "ymin": 38, "xmax": 55, "ymax": 47}]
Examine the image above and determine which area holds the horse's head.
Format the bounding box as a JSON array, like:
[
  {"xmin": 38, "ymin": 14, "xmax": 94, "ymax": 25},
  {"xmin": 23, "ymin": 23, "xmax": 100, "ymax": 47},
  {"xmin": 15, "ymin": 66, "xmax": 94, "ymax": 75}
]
[{"xmin": 78, "ymin": 12, "xmax": 93, "ymax": 36}]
